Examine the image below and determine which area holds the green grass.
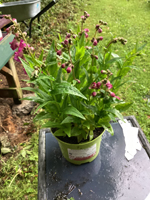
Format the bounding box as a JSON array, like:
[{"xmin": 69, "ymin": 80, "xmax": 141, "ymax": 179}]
[{"xmin": 80, "ymin": 0, "xmax": 150, "ymax": 141}]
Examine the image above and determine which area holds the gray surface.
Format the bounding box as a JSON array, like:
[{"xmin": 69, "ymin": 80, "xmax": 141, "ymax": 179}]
[
  {"xmin": 38, "ymin": 117, "xmax": 150, "ymax": 200},
  {"xmin": 0, "ymin": 0, "xmax": 41, "ymax": 21}
]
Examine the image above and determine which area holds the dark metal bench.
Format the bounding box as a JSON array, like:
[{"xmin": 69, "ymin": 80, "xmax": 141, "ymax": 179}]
[{"xmin": 38, "ymin": 116, "xmax": 150, "ymax": 200}]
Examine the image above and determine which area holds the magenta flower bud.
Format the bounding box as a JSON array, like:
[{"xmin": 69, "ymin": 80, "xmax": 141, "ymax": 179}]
[
  {"xmin": 115, "ymin": 96, "xmax": 121, "ymax": 100},
  {"xmin": 98, "ymin": 28, "xmax": 102, "ymax": 33},
  {"xmin": 66, "ymin": 67, "xmax": 72, "ymax": 73},
  {"xmin": 12, "ymin": 18, "xmax": 17, "ymax": 23},
  {"xmin": 6, "ymin": 27, "xmax": 10, "ymax": 33},
  {"xmin": 87, "ymin": 13, "xmax": 90, "ymax": 17},
  {"xmin": 85, "ymin": 32, "xmax": 89, "ymax": 38},
  {"xmin": 81, "ymin": 15, "xmax": 86, "ymax": 20},
  {"xmin": 73, "ymin": 35, "xmax": 77, "ymax": 39},
  {"xmin": 57, "ymin": 50, "xmax": 62, "ymax": 56},
  {"xmin": 96, "ymin": 82, "xmax": 101, "ymax": 88},
  {"xmin": 95, "ymin": 24, "xmax": 100, "ymax": 30},
  {"xmin": 64, "ymin": 39, "xmax": 69, "ymax": 45},
  {"xmin": 101, "ymin": 70, "xmax": 107, "ymax": 74},
  {"xmin": 84, "ymin": 28, "xmax": 89, "ymax": 32},
  {"xmin": 92, "ymin": 91, "xmax": 97, "ymax": 97},
  {"xmin": 76, "ymin": 79, "xmax": 80, "ymax": 83},
  {"xmin": 61, "ymin": 63, "xmax": 66, "ymax": 68},
  {"xmin": 93, "ymin": 39, "xmax": 98, "ymax": 46},
  {"xmin": 110, "ymin": 92, "xmax": 115, "ymax": 97},
  {"xmin": 66, "ymin": 33, "xmax": 71, "ymax": 39},
  {"xmin": 106, "ymin": 81, "xmax": 113, "ymax": 89},
  {"xmin": 95, "ymin": 55, "xmax": 98, "ymax": 59},
  {"xmin": 99, "ymin": 36, "xmax": 103, "ymax": 41},
  {"xmin": 91, "ymin": 82, "xmax": 97, "ymax": 89}
]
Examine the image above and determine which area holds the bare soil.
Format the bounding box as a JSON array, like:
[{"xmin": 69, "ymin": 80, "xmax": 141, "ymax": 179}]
[{"xmin": 0, "ymin": 60, "xmax": 36, "ymax": 150}]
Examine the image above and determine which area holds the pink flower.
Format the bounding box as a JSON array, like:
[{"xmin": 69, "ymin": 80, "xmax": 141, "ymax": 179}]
[
  {"xmin": 14, "ymin": 50, "xmax": 24, "ymax": 63},
  {"xmin": 115, "ymin": 96, "xmax": 121, "ymax": 100},
  {"xmin": 66, "ymin": 67, "xmax": 72, "ymax": 73},
  {"xmin": 98, "ymin": 28, "xmax": 102, "ymax": 33},
  {"xmin": 9, "ymin": 39, "xmax": 19, "ymax": 50},
  {"xmin": 93, "ymin": 39, "xmax": 98, "ymax": 46},
  {"xmin": 30, "ymin": 46, "xmax": 34, "ymax": 51},
  {"xmin": 95, "ymin": 55, "xmax": 98, "ymax": 59},
  {"xmin": 96, "ymin": 82, "xmax": 101, "ymax": 88},
  {"xmin": 99, "ymin": 36, "xmax": 103, "ymax": 41},
  {"xmin": 84, "ymin": 28, "xmax": 89, "ymax": 32},
  {"xmin": 110, "ymin": 92, "xmax": 115, "ymax": 97},
  {"xmin": 87, "ymin": 13, "xmax": 90, "ymax": 17},
  {"xmin": 106, "ymin": 81, "xmax": 113, "ymax": 89},
  {"xmin": 23, "ymin": 68, "xmax": 27, "ymax": 75},
  {"xmin": 61, "ymin": 63, "xmax": 65, "ymax": 68},
  {"xmin": 85, "ymin": 32, "xmax": 88, "ymax": 38},
  {"xmin": 92, "ymin": 91, "xmax": 97, "ymax": 97},
  {"xmin": 64, "ymin": 39, "xmax": 69, "ymax": 45},
  {"xmin": 57, "ymin": 50, "xmax": 62, "ymax": 56},
  {"xmin": 18, "ymin": 39, "xmax": 26, "ymax": 51}
]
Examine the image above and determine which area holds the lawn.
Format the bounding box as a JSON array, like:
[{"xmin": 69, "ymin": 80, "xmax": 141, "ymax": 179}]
[
  {"xmin": 81, "ymin": 0, "xmax": 150, "ymax": 141},
  {"xmin": 0, "ymin": 0, "xmax": 150, "ymax": 199}
]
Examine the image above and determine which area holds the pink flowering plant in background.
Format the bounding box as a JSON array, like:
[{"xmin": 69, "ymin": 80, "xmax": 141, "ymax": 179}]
[{"xmin": 7, "ymin": 12, "xmax": 144, "ymax": 142}]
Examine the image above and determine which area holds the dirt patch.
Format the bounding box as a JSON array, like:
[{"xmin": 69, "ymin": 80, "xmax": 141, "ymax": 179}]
[{"xmin": 0, "ymin": 60, "xmax": 36, "ymax": 151}]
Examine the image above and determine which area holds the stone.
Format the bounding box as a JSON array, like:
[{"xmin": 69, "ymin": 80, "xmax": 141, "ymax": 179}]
[{"xmin": 12, "ymin": 93, "xmax": 36, "ymax": 116}]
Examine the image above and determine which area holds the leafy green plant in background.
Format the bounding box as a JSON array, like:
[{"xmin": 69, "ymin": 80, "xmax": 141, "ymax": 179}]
[{"xmin": 6, "ymin": 10, "xmax": 145, "ymax": 143}]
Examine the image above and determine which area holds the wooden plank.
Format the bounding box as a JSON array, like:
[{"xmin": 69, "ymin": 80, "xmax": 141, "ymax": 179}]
[
  {"xmin": 0, "ymin": 88, "xmax": 22, "ymax": 98},
  {"xmin": 0, "ymin": 33, "xmax": 16, "ymax": 70},
  {"xmin": 0, "ymin": 65, "xmax": 13, "ymax": 76}
]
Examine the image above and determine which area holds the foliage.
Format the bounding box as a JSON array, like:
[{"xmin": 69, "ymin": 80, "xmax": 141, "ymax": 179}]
[{"xmin": 5, "ymin": 11, "xmax": 145, "ymax": 143}]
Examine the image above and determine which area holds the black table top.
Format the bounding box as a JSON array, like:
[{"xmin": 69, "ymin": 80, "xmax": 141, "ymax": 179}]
[{"xmin": 38, "ymin": 116, "xmax": 150, "ymax": 200}]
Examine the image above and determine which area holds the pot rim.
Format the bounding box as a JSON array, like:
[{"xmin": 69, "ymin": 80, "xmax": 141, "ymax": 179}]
[{"xmin": 51, "ymin": 128, "xmax": 105, "ymax": 146}]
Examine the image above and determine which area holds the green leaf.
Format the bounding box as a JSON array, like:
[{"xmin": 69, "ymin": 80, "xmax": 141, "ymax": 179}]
[
  {"xmin": 42, "ymin": 121, "xmax": 61, "ymax": 128},
  {"xmin": 20, "ymin": 149, "xmax": 26, "ymax": 158},
  {"xmin": 20, "ymin": 58, "xmax": 34, "ymax": 78},
  {"xmin": 107, "ymin": 108, "xmax": 124, "ymax": 122},
  {"xmin": 71, "ymin": 127, "xmax": 83, "ymax": 137},
  {"xmin": 51, "ymin": 81, "xmax": 87, "ymax": 100},
  {"xmin": 39, "ymin": 50, "xmax": 44, "ymax": 61},
  {"xmin": 63, "ymin": 125, "xmax": 71, "ymax": 137},
  {"xmin": 61, "ymin": 116, "xmax": 80, "ymax": 124},
  {"xmin": 79, "ymin": 32, "xmax": 85, "ymax": 48},
  {"xmin": 63, "ymin": 106, "xmax": 85, "ymax": 120},
  {"xmin": 115, "ymin": 102, "xmax": 132, "ymax": 112},
  {"xmin": 46, "ymin": 40, "xmax": 58, "ymax": 77},
  {"xmin": 53, "ymin": 129, "xmax": 65, "ymax": 136},
  {"xmin": 34, "ymin": 111, "xmax": 52, "ymax": 121},
  {"xmin": 31, "ymin": 75, "xmax": 55, "ymax": 82}
]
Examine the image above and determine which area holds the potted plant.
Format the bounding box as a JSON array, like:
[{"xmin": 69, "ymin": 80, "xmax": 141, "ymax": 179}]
[{"xmin": 5, "ymin": 12, "xmax": 144, "ymax": 165}]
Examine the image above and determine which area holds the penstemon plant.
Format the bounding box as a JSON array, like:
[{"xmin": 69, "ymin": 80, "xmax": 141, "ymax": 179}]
[{"xmin": 6, "ymin": 12, "xmax": 145, "ymax": 143}]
